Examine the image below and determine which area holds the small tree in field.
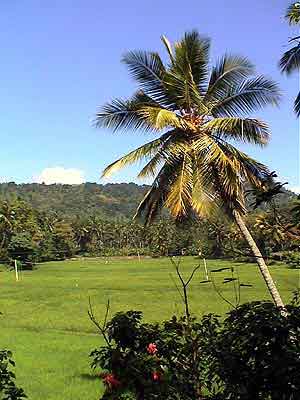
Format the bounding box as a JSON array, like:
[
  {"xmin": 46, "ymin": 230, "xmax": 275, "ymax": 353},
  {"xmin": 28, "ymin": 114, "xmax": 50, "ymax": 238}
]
[{"xmin": 95, "ymin": 31, "xmax": 284, "ymax": 307}]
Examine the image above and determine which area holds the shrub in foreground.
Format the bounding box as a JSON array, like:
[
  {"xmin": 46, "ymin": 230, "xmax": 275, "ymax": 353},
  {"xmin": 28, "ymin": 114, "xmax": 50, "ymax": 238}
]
[
  {"xmin": 90, "ymin": 299, "xmax": 300, "ymax": 400},
  {"xmin": 0, "ymin": 350, "xmax": 26, "ymax": 400},
  {"xmin": 214, "ymin": 301, "xmax": 300, "ymax": 399},
  {"xmin": 90, "ymin": 310, "xmax": 219, "ymax": 399}
]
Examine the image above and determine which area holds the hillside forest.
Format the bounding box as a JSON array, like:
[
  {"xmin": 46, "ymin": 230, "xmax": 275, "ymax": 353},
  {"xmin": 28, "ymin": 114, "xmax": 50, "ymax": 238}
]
[{"xmin": 0, "ymin": 182, "xmax": 299, "ymax": 266}]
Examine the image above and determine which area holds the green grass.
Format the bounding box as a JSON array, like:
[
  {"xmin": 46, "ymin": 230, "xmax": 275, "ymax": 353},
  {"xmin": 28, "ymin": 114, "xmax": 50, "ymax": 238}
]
[{"xmin": 0, "ymin": 257, "xmax": 299, "ymax": 399}]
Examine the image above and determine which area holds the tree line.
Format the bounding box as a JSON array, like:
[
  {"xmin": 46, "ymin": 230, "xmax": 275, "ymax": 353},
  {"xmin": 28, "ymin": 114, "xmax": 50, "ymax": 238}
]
[{"xmin": 0, "ymin": 188, "xmax": 300, "ymax": 266}]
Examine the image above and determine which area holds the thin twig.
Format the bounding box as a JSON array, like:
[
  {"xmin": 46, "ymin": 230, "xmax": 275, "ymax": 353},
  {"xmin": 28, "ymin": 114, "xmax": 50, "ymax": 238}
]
[
  {"xmin": 88, "ymin": 297, "xmax": 112, "ymax": 348},
  {"xmin": 210, "ymin": 275, "xmax": 236, "ymax": 309},
  {"xmin": 186, "ymin": 264, "xmax": 201, "ymax": 286},
  {"xmin": 169, "ymin": 256, "xmax": 201, "ymax": 320},
  {"xmin": 169, "ymin": 272, "xmax": 185, "ymax": 303}
]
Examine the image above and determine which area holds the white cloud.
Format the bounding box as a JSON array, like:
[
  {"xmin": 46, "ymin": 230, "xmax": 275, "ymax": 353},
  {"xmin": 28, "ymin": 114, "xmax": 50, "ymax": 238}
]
[{"xmin": 36, "ymin": 167, "xmax": 85, "ymax": 185}]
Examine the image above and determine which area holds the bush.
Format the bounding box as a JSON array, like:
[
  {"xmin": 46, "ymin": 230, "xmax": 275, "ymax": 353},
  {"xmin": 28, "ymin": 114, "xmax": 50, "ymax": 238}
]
[
  {"xmin": 90, "ymin": 300, "xmax": 300, "ymax": 400},
  {"xmin": 7, "ymin": 233, "xmax": 37, "ymax": 265},
  {"xmin": 272, "ymin": 251, "xmax": 300, "ymax": 268},
  {"xmin": 213, "ymin": 301, "xmax": 300, "ymax": 399},
  {"xmin": 0, "ymin": 350, "xmax": 26, "ymax": 400},
  {"xmin": 90, "ymin": 310, "xmax": 219, "ymax": 400}
]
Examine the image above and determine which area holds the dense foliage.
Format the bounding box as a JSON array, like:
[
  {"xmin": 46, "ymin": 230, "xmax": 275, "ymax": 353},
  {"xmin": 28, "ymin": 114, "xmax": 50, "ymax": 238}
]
[
  {"xmin": 90, "ymin": 299, "xmax": 300, "ymax": 400},
  {"xmin": 0, "ymin": 182, "xmax": 148, "ymax": 219},
  {"xmin": 0, "ymin": 183, "xmax": 299, "ymax": 265},
  {"xmin": 90, "ymin": 310, "xmax": 219, "ymax": 399},
  {"xmin": 213, "ymin": 300, "xmax": 300, "ymax": 399},
  {"xmin": 0, "ymin": 350, "xmax": 26, "ymax": 400}
]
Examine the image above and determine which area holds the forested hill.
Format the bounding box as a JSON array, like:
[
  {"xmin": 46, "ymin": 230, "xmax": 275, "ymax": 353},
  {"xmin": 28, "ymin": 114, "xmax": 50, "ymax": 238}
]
[
  {"xmin": 0, "ymin": 182, "xmax": 296, "ymax": 220},
  {"xmin": 0, "ymin": 182, "xmax": 149, "ymax": 219}
]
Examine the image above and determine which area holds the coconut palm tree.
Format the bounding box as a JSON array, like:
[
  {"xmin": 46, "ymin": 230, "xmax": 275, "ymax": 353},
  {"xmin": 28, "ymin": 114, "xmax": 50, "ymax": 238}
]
[
  {"xmin": 280, "ymin": 2, "xmax": 300, "ymax": 116},
  {"xmin": 95, "ymin": 31, "xmax": 284, "ymax": 307}
]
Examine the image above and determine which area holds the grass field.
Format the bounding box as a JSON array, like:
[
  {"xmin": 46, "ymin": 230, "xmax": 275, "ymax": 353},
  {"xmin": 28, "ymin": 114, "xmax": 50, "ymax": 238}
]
[{"xmin": 1, "ymin": 257, "xmax": 299, "ymax": 400}]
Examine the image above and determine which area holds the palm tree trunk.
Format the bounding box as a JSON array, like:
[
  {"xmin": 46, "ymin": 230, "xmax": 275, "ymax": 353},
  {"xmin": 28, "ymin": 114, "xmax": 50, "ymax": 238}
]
[{"xmin": 233, "ymin": 210, "xmax": 285, "ymax": 309}]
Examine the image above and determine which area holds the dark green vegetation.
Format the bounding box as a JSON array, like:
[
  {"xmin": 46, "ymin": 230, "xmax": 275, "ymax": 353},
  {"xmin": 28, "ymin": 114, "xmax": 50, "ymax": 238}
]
[
  {"xmin": 0, "ymin": 182, "xmax": 148, "ymax": 219},
  {"xmin": 0, "ymin": 183, "xmax": 299, "ymax": 265},
  {"xmin": 1, "ymin": 257, "xmax": 299, "ymax": 400},
  {"xmin": 92, "ymin": 302, "xmax": 300, "ymax": 399},
  {"xmin": 0, "ymin": 350, "xmax": 26, "ymax": 399}
]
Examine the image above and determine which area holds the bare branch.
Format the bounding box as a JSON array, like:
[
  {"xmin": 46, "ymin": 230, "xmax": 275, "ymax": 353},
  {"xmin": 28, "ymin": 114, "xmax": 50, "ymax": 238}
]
[{"xmin": 88, "ymin": 297, "xmax": 112, "ymax": 348}]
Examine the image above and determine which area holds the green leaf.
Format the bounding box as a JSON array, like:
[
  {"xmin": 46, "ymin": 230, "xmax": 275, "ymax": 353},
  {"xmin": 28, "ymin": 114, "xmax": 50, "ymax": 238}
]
[
  {"xmin": 206, "ymin": 55, "xmax": 254, "ymax": 102},
  {"xmin": 205, "ymin": 117, "xmax": 270, "ymax": 146},
  {"xmin": 211, "ymin": 76, "xmax": 281, "ymax": 117},
  {"xmin": 94, "ymin": 91, "xmax": 158, "ymax": 132},
  {"xmin": 173, "ymin": 30, "xmax": 210, "ymax": 91},
  {"xmin": 122, "ymin": 50, "xmax": 173, "ymax": 107},
  {"xmin": 138, "ymin": 106, "xmax": 181, "ymax": 129}
]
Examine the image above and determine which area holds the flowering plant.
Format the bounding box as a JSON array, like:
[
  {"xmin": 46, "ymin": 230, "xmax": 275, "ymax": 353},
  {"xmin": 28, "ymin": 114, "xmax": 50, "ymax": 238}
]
[{"xmin": 90, "ymin": 310, "xmax": 219, "ymax": 400}]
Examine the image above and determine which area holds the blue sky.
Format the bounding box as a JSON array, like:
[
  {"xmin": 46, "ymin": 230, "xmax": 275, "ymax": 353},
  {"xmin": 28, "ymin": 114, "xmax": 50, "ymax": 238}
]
[{"xmin": 0, "ymin": 0, "xmax": 299, "ymax": 190}]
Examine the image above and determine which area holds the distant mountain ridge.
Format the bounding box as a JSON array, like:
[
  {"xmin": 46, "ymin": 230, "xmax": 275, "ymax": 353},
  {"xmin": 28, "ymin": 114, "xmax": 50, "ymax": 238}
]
[
  {"xmin": 0, "ymin": 182, "xmax": 296, "ymax": 220},
  {"xmin": 0, "ymin": 182, "xmax": 149, "ymax": 219}
]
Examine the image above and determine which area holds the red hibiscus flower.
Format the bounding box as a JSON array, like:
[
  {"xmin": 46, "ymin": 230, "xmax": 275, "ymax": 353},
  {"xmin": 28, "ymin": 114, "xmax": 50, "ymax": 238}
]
[
  {"xmin": 152, "ymin": 371, "xmax": 161, "ymax": 381},
  {"xmin": 101, "ymin": 373, "xmax": 121, "ymax": 389},
  {"xmin": 147, "ymin": 343, "xmax": 158, "ymax": 355}
]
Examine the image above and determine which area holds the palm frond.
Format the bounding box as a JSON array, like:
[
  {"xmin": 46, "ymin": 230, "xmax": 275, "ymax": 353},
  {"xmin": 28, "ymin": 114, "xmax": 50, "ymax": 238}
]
[
  {"xmin": 101, "ymin": 130, "xmax": 174, "ymax": 177},
  {"xmin": 163, "ymin": 69, "xmax": 207, "ymax": 112},
  {"xmin": 205, "ymin": 55, "xmax": 254, "ymax": 102},
  {"xmin": 165, "ymin": 151, "xmax": 193, "ymax": 217},
  {"xmin": 161, "ymin": 35, "xmax": 174, "ymax": 63},
  {"xmin": 159, "ymin": 31, "xmax": 210, "ymax": 111},
  {"xmin": 295, "ymin": 91, "xmax": 300, "ymax": 116},
  {"xmin": 134, "ymin": 161, "xmax": 178, "ymax": 224},
  {"xmin": 211, "ymin": 76, "xmax": 281, "ymax": 117},
  {"xmin": 122, "ymin": 50, "xmax": 173, "ymax": 107},
  {"xmin": 173, "ymin": 30, "xmax": 210, "ymax": 91},
  {"xmin": 137, "ymin": 130, "xmax": 180, "ymax": 179},
  {"xmin": 286, "ymin": 2, "xmax": 300, "ymax": 24},
  {"xmin": 137, "ymin": 151, "xmax": 165, "ymax": 179},
  {"xmin": 193, "ymin": 134, "xmax": 247, "ymax": 213},
  {"xmin": 138, "ymin": 106, "xmax": 181, "ymax": 129},
  {"xmin": 205, "ymin": 117, "xmax": 270, "ymax": 146},
  {"xmin": 191, "ymin": 168, "xmax": 219, "ymax": 218},
  {"xmin": 280, "ymin": 44, "xmax": 300, "ymax": 75},
  {"xmin": 94, "ymin": 91, "xmax": 159, "ymax": 132},
  {"xmin": 216, "ymin": 139, "xmax": 270, "ymax": 188}
]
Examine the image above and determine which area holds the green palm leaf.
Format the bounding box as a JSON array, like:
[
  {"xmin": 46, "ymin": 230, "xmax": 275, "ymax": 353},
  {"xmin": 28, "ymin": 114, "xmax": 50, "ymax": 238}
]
[
  {"xmin": 205, "ymin": 117, "xmax": 270, "ymax": 146},
  {"xmin": 163, "ymin": 69, "xmax": 205, "ymax": 112},
  {"xmin": 216, "ymin": 140, "xmax": 270, "ymax": 188},
  {"xmin": 280, "ymin": 44, "xmax": 300, "ymax": 75},
  {"xmin": 165, "ymin": 151, "xmax": 193, "ymax": 217},
  {"xmin": 134, "ymin": 161, "xmax": 177, "ymax": 223},
  {"xmin": 161, "ymin": 35, "xmax": 174, "ymax": 63},
  {"xmin": 211, "ymin": 76, "xmax": 281, "ymax": 117},
  {"xmin": 173, "ymin": 30, "xmax": 210, "ymax": 91},
  {"xmin": 138, "ymin": 106, "xmax": 181, "ymax": 129},
  {"xmin": 205, "ymin": 55, "xmax": 254, "ymax": 102},
  {"xmin": 122, "ymin": 51, "xmax": 173, "ymax": 108},
  {"xmin": 101, "ymin": 136, "xmax": 166, "ymax": 178},
  {"xmin": 94, "ymin": 91, "xmax": 159, "ymax": 132}
]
